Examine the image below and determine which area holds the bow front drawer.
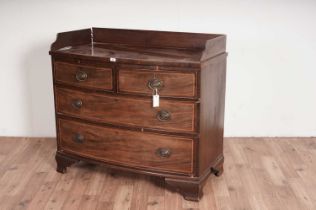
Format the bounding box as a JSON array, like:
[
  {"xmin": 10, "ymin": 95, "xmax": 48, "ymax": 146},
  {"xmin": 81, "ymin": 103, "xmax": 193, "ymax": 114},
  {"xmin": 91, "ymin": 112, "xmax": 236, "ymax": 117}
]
[
  {"xmin": 55, "ymin": 87, "xmax": 196, "ymax": 133},
  {"xmin": 118, "ymin": 69, "xmax": 197, "ymax": 98},
  {"xmin": 58, "ymin": 119, "xmax": 193, "ymax": 174},
  {"xmin": 54, "ymin": 62, "xmax": 113, "ymax": 90}
]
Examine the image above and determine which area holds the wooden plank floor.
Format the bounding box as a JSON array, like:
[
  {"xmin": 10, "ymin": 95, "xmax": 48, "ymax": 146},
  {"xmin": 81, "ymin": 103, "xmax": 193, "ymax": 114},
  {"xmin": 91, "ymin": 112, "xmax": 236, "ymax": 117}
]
[{"xmin": 0, "ymin": 137, "xmax": 315, "ymax": 210}]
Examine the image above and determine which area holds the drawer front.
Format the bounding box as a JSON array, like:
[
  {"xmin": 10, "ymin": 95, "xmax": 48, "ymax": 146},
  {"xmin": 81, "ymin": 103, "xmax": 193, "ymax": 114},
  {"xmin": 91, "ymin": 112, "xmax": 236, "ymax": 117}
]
[
  {"xmin": 54, "ymin": 62, "xmax": 113, "ymax": 90},
  {"xmin": 58, "ymin": 119, "xmax": 193, "ymax": 174},
  {"xmin": 118, "ymin": 69, "xmax": 197, "ymax": 98},
  {"xmin": 55, "ymin": 87, "xmax": 196, "ymax": 133}
]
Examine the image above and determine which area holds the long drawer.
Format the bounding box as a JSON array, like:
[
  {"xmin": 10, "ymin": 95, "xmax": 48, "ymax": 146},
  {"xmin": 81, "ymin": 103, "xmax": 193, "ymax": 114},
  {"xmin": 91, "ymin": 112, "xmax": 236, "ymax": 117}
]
[
  {"xmin": 54, "ymin": 62, "xmax": 113, "ymax": 90},
  {"xmin": 58, "ymin": 119, "xmax": 193, "ymax": 174},
  {"xmin": 55, "ymin": 87, "xmax": 196, "ymax": 133}
]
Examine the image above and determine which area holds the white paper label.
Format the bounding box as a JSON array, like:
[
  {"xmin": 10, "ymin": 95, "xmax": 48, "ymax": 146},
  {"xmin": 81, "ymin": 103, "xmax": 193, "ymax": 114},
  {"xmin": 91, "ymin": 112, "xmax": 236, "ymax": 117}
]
[
  {"xmin": 153, "ymin": 94, "xmax": 159, "ymax": 107},
  {"xmin": 110, "ymin": 57, "xmax": 116, "ymax": 62}
]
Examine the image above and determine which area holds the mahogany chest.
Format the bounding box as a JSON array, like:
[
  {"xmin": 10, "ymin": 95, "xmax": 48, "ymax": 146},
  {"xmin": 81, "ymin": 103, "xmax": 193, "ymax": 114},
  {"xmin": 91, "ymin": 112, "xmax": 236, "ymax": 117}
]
[{"xmin": 49, "ymin": 28, "xmax": 227, "ymax": 201}]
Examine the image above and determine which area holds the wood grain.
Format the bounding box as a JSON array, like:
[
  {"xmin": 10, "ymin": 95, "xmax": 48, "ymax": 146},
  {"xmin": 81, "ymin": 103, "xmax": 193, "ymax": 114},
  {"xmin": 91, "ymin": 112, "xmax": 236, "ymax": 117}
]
[
  {"xmin": 55, "ymin": 87, "xmax": 196, "ymax": 133},
  {"xmin": 118, "ymin": 69, "xmax": 196, "ymax": 98},
  {"xmin": 198, "ymin": 53, "xmax": 227, "ymax": 175},
  {"xmin": 50, "ymin": 28, "xmax": 91, "ymax": 51},
  {"xmin": 58, "ymin": 119, "xmax": 193, "ymax": 174},
  {"xmin": 50, "ymin": 28, "xmax": 226, "ymax": 200},
  {"xmin": 50, "ymin": 28, "xmax": 226, "ymax": 68},
  {"xmin": 92, "ymin": 27, "xmax": 221, "ymax": 50},
  {"xmin": 54, "ymin": 62, "xmax": 113, "ymax": 91},
  {"xmin": 0, "ymin": 137, "xmax": 315, "ymax": 210}
]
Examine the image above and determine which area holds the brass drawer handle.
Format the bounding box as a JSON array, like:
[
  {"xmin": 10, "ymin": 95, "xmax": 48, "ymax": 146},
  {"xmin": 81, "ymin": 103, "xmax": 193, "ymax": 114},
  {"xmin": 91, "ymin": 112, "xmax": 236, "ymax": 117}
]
[
  {"xmin": 157, "ymin": 110, "xmax": 171, "ymax": 121},
  {"xmin": 156, "ymin": 148, "xmax": 172, "ymax": 158},
  {"xmin": 73, "ymin": 133, "xmax": 84, "ymax": 143},
  {"xmin": 72, "ymin": 99, "xmax": 82, "ymax": 109},
  {"xmin": 148, "ymin": 78, "xmax": 163, "ymax": 90},
  {"xmin": 75, "ymin": 71, "xmax": 88, "ymax": 81}
]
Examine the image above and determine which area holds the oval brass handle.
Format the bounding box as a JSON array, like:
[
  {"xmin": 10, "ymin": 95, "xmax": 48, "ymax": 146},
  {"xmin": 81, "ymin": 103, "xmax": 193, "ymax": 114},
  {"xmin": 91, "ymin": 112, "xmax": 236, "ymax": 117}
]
[
  {"xmin": 75, "ymin": 71, "xmax": 88, "ymax": 81},
  {"xmin": 157, "ymin": 110, "xmax": 171, "ymax": 121},
  {"xmin": 156, "ymin": 148, "xmax": 172, "ymax": 158},
  {"xmin": 148, "ymin": 78, "xmax": 163, "ymax": 90},
  {"xmin": 73, "ymin": 133, "xmax": 84, "ymax": 143},
  {"xmin": 72, "ymin": 99, "xmax": 82, "ymax": 109}
]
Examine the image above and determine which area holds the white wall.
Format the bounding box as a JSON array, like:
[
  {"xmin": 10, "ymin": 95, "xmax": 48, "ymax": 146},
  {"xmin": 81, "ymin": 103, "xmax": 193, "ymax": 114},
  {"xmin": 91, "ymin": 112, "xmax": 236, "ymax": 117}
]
[{"xmin": 1, "ymin": 0, "xmax": 316, "ymax": 137}]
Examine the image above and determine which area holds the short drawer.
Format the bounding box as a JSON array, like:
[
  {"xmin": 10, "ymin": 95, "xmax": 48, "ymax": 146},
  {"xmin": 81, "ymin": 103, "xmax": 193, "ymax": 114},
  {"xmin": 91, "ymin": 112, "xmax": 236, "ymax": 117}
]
[
  {"xmin": 58, "ymin": 119, "xmax": 193, "ymax": 174},
  {"xmin": 55, "ymin": 87, "xmax": 196, "ymax": 133},
  {"xmin": 118, "ymin": 69, "xmax": 197, "ymax": 98},
  {"xmin": 54, "ymin": 62, "xmax": 113, "ymax": 90}
]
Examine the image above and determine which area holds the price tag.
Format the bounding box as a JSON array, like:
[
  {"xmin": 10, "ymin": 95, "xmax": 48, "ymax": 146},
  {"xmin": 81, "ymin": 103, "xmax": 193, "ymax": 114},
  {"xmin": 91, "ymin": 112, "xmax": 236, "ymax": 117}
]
[
  {"xmin": 153, "ymin": 89, "xmax": 159, "ymax": 107},
  {"xmin": 110, "ymin": 57, "xmax": 116, "ymax": 62}
]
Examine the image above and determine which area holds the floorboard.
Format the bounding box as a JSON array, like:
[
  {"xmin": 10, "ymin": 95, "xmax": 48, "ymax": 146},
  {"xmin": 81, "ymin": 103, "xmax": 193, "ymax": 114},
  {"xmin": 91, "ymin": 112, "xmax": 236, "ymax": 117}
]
[{"xmin": 0, "ymin": 137, "xmax": 315, "ymax": 210}]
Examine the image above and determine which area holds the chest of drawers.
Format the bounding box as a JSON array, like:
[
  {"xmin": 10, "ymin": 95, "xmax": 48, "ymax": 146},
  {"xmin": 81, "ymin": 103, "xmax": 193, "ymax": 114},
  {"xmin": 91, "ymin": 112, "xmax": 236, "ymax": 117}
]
[{"xmin": 50, "ymin": 28, "xmax": 227, "ymax": 201}]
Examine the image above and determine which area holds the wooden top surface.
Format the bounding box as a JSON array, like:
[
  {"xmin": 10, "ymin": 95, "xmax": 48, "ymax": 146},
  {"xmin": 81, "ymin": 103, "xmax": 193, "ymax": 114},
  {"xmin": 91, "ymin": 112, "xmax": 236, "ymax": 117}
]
[
  {"xmin": 50, "ymin": 28, "xmax": 226, "ymax": 67},
  {"xmin": 51, "ymin": 43, "xmax": 203, "ymax": 67}
]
